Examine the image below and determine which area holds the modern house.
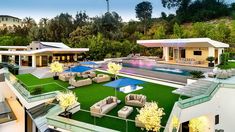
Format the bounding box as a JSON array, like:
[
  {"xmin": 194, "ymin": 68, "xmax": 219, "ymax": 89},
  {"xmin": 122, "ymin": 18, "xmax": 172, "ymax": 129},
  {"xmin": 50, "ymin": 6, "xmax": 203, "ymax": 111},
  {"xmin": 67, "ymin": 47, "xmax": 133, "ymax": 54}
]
[
  {"xmin": 137, "ymin": 38, "xmax": 229, "ymax": 67},
  {"xmin": 0, "ymin": 15, "xmax": 23, "ymax": 29},
  {"xmin": 0, "ymin": 41, "xmax": 89, "ymax": 68}
]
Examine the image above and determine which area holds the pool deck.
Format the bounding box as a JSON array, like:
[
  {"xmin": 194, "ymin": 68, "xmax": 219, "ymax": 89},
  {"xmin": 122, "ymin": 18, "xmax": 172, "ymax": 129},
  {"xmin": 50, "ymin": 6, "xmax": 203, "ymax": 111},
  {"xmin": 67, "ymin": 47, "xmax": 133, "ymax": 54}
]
[{"xmin": 100, "ymin": 66, "xmax": 188, "ymax": 85}]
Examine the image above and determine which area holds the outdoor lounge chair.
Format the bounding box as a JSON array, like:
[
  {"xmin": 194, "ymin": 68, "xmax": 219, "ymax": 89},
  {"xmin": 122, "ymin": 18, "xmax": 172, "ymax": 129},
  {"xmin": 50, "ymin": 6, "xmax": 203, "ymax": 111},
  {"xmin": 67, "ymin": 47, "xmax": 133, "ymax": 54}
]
[
  {"xmin": 125, "ymin": 94, "xmax": 146, "ymax": 107},
  {"xmin": 90, "ymin": 96, "xmax": 118, "ymax": 118},
  {"xmin": 69, "ymin": 77, "xmax": 92, "ymax": 87},
  {"xmin": 92, "ymin": 74, "xmax": 110, "ymax": 83}
]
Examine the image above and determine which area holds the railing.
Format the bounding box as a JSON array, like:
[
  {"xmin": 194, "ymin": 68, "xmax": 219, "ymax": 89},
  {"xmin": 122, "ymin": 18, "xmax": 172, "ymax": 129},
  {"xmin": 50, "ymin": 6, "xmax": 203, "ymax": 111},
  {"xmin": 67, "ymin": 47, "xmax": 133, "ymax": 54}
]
[
  {"xmin": 177, "ymin": 82, "xmax": 220, "ymax": 109},
  {"xmin": 3, "ymin": 69, "xmax": 58, "ymax": 103}
]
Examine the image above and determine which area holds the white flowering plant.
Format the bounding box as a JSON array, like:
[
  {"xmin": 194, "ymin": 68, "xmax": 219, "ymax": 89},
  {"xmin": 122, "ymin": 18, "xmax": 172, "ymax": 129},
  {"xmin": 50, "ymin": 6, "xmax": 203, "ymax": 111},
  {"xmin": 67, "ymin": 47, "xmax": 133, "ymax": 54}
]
[
  {"xmin": 136, "ymin": 102, "xmax": 165, "ymax": 132},
  {"xmin": 171, "ymin": 115, "xmax": 180, "ymax": 131},
  {"xmin": 189, "ymin": 117, "xmax": 206, "ymax": 132},
  {"xmin": 56, "ymin": 91, "xmax": 77, "ymax": 114},
  {"xmin": 50, "ymin": 61, "xmax": 63, "ymax": 76},
  {"xmin": 107, "ymin": 62, "xmax": 122, "ymax": 80}
]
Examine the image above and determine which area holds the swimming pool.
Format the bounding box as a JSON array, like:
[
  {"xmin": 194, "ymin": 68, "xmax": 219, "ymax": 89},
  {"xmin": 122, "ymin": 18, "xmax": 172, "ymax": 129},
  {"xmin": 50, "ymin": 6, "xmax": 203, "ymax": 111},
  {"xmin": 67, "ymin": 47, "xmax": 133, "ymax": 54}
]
[{"xmin": 122, "ymin": 59, "xmax": 190, "ymax": 76}]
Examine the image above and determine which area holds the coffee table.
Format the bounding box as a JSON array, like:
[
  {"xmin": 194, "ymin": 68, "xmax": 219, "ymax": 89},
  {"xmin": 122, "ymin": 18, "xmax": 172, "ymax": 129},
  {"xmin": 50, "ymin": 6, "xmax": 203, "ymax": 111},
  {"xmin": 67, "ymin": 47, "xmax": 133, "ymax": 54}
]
[{"xmin": 118, "ymin": 106, "xmax": 133, "ymax": 119}]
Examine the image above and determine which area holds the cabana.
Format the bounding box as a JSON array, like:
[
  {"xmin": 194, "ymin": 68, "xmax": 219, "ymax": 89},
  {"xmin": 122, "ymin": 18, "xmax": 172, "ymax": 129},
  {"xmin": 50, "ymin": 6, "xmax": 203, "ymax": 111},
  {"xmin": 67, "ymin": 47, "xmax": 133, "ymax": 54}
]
[{"xmin": 137, "ymin": 38, "xmax": 229, "ymax": 67}]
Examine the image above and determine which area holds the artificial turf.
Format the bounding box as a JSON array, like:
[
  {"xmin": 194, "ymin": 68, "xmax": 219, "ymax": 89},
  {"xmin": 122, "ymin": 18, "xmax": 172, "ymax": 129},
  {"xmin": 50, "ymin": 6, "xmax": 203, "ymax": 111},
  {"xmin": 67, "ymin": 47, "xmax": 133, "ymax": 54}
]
[
  {"xmin": 16, "ymin": 72, "xmax": 184, "ymax": 132},
  {"xmin": 16, "ymin": 74, "xmax": 68, "ymax": 94}
]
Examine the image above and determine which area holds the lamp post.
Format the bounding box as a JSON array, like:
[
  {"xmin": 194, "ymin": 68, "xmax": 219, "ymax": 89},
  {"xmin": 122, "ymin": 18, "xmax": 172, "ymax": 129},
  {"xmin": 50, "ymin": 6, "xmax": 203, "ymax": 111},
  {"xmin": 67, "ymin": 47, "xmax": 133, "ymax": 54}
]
[{"xmin": 106, "ymin": 0, "xmax": 110, "ymax": 13}]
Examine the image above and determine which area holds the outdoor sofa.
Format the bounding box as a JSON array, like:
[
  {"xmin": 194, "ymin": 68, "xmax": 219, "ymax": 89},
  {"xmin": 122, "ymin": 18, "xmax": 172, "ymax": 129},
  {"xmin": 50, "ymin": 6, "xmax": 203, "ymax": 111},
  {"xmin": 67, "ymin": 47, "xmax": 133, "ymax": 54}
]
[
  {"xmin": 69, "ymin": 77, "xmax": 92, "ymax": 87},
  {"xmin": 90, "ymin": 96, "xmax": 118, "ymax": 118},
  {"xmin": 59, "ymin": 73, "xmax": 72, "ymax": 81},
  {"xmin": 92, "ymin": 74, "xmax": 111, "ymax": 83},
  {"xmin": 125, "ymin": 94, "xmax": 146, "ymax": 107},
  {"xmin": 79, "ymin": 71, "xmax": 96, "ymax": 78}
]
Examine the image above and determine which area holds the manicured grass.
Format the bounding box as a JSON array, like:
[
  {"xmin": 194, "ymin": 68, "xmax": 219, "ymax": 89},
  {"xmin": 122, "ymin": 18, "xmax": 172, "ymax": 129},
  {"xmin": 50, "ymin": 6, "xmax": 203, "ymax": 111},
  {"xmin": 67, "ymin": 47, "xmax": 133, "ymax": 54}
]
[
  {"xmin": 218, "ymin": 62, "xmax": 235, "ymax": 69},
  {"xmin": 16, "ymin": 74, "xmax": 68, "ymax": 94},
  {"xmin": 16, "ymin": 72, "xmax": 185, "ymax": 131}
]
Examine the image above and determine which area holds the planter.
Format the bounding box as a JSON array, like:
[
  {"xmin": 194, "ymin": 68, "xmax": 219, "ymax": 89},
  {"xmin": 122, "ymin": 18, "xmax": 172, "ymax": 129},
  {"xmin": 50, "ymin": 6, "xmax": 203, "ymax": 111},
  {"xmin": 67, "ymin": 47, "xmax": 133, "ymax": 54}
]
[
  {"xmin": 53, "ymin": 76, "xmax": 59, "ymax": 80},
  {"xmin": 59, "ymin": 111, "xmax": 72, "ymax": 119},
  {"xmin": 111, "ymin": 77, "xmax": 115, "ymax": 81},
  {"xmin": 208, "ymin": 62, "xmax": 214, "ymax": 67}
]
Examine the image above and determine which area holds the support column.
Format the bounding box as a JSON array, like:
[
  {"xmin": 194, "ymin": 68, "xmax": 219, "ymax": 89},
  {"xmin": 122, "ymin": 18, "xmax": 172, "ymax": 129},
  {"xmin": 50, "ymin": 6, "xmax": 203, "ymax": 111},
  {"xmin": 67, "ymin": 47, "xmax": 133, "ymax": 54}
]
[
  {"xmin": 163, "ymin": 47, "xmax": 170, "ymax": 61},
  {"xmin": 39, "ymin": 56, "xmax": 42, "ymax": 67},
  {"xmin": 18, "ymin": 55, "xmax": 21, "ymax": 66},
  {"xmin": 32, "ymin": 55, "xmax": 36, "ymax": 68},
  {"xmin": 208, "ymin": 47, "xmax": 215, "ymax": 62},
  {"xmin": 0, "ymin": 54, "xmax": 2, "ymax": 63},
  {"xmin": 12, "ymin": 55, "xmax": 15, "ymax": 64},
  {"xmin": 218, "ymin": 48, "xmax": 223, "ymax": 65},
  {"xmin": 74, "ymin": 54, "xmax": 78, "ymax": 62}
]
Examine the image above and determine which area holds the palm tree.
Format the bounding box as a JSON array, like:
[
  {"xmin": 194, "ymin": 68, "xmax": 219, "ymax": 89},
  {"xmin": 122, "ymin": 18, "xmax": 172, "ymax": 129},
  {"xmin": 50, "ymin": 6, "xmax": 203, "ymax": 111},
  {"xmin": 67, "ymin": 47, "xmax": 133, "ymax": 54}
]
[
  {"xmin": 39, "ymin": 18, "xmax": 48, "ymax": 27},
  {"xmin": 23, "ymin": 17, "xmax": 36, "ymax": 28}
]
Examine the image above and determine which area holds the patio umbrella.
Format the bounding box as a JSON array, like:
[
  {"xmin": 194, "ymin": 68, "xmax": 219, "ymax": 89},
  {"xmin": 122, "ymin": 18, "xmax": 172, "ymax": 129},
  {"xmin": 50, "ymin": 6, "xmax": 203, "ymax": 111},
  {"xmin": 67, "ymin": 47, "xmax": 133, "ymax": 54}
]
[
  {"xmin": 64, "ymin": 65, "xmax": 93, "ymax": 73},
  {"xmin": 103, "ymin": 78, "xmax": 144, "ymax": 96}
]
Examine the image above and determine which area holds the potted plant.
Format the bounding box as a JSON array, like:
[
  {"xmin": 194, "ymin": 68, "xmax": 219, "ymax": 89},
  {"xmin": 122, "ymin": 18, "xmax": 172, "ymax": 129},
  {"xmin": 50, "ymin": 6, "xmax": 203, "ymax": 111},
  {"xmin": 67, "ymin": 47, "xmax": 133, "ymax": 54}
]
[
  {"xmin": 136, "ymin": 102, "xmax": 165, "ymax": 132},
  {"xmin": 56, "ymin": 91, "xmax": 77, "ymax": 118},
  {"xmin": 206, "ymin": 56, "xmax": 215, "ymax": 67},
  {"xmin": 107, "ymin": 62, "xmax": 122, "ymax": 81},
  {"xmin": 50, "ymin": 61, "xmax": 63, "ymax": 80}
]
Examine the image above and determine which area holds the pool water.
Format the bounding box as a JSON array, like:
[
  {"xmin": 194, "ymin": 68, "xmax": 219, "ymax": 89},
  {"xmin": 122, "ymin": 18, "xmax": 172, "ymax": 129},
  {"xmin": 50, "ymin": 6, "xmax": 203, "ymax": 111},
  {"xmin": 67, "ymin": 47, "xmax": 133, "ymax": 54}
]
[{"xmin": 122, "ymin": 59, "xmax": 190, "ymax": 76}]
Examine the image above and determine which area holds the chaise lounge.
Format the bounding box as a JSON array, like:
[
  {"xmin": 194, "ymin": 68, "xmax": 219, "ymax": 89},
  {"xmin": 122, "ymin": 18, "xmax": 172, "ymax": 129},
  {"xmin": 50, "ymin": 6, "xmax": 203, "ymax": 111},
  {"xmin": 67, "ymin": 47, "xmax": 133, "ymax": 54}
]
[
  {"xmin": 69, "ymin": 77, "xmax": 92, "ymax": 88},
  {"xmin": 92, "ymin": 74, "xmax": 110, "ymax": 83},
  {"xmin": 125, "ymin": 94, "xmax": 146, "ymax": 107},
  {"xmin": 90, "ymin": 96, "xmax": 118, "ymax": 118}
]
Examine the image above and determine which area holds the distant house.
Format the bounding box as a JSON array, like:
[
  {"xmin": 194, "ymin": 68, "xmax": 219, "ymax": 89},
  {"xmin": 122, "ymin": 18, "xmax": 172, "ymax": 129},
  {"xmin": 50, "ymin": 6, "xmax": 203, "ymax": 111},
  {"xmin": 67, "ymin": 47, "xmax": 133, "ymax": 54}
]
[
  {"xmin": 0, "ymin": 41, "xmax": 89, "ymax": 67},
  {"xmin": 0, "ymin": 15, "xmax": 23, "ymax": 29}
]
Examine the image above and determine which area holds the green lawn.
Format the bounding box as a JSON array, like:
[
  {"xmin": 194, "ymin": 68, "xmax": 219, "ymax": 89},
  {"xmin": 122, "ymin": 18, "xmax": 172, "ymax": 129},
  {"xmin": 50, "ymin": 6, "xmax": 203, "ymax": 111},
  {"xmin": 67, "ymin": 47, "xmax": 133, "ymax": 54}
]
[
  {"xmin": 16, "ymin": 72, "xmax": 184, "ymax": 132},
  {"xmin": 218, "ymin": 62, "xmax": 235, "ymax": 69},
  {"xmin": 16, "ymin": 74, "xmax": 68, "ymax": 94}
]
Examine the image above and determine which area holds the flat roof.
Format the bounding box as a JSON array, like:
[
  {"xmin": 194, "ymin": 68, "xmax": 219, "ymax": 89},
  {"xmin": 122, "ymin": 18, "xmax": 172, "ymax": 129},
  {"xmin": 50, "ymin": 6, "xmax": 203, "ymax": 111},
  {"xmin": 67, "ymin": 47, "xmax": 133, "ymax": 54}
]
[
  {"xmin": 0, "ymin": 46, "xmax": 27, "ymax": 49},
  {"xmin": 0, "ymin": 48, "xmax": 89, "ymax": 55},
  {"xmin": 137, "ymin": 38, "xmax": 229, "ymax": 48}
]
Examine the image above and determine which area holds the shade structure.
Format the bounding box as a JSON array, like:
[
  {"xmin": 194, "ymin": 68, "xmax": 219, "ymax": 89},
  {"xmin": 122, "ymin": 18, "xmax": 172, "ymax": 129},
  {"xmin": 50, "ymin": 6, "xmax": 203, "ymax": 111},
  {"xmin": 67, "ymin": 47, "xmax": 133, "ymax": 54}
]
[
  {"xmin": 103, "ymin": 78, "xmax": 144, "ymax": 96},
  {"xmin": 80, "ymin": 61, "xmax": 98, "ymax": 65},
  {"xmin": 64, "ymin": 65, "xmax": 92, "ymax": 73}
]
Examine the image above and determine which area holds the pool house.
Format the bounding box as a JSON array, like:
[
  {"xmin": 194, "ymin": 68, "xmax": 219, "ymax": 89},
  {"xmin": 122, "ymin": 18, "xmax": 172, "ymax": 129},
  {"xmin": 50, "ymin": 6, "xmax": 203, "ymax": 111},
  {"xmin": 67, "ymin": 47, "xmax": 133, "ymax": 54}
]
[{"xmin": 137, "ymin": 38, "xmax": 229, "ymax": 67}]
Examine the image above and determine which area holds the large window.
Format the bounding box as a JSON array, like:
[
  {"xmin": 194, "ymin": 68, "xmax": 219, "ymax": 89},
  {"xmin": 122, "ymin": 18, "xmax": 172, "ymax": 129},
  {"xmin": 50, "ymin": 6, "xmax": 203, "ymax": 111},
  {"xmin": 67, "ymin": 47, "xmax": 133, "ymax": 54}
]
[{"xmin": 193, "ymin": 51, "xmax": 202, "ymax": 56}]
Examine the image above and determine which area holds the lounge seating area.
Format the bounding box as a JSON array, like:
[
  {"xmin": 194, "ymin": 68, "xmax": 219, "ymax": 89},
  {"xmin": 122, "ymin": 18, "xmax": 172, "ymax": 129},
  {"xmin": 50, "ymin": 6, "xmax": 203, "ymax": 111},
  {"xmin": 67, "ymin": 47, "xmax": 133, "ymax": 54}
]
[
  {"xmin": 207, "ymin": 68, "xmax": 235, "ymax": 79},
  {"xmin": 58, "ymin": 71, "xmax": 110, "ymax": 89},
  {"xmin": 176, "ymin": 58, "xmax": 205, "ymax": 65},
  {"xmin": 90, "ymin": 96, "xmax": 118, "ymax": 118}
]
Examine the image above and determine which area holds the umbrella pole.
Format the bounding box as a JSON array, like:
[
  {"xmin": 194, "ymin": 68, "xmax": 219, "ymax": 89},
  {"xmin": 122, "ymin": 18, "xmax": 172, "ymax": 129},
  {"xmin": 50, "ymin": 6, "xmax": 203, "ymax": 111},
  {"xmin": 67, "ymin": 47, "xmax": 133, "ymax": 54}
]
[{"xmin": 115, "ymin": 89, "xmax": 117, "ymax": 97}]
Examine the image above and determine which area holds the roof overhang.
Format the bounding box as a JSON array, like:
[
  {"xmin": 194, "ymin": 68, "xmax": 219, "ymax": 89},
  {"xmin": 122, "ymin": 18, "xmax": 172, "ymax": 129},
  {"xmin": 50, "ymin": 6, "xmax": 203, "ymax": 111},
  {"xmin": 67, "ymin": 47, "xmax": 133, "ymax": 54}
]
[
  {"xmin": 0, "ymin": 48, "xmax": 89, "ymax": 55},
  {"xmin": 137, "ymin": 38, "xmax": 229, "ymax": 48},
  {"xmin": 0, "ymin": 46, "xmax": 27, "ymax": 49}
]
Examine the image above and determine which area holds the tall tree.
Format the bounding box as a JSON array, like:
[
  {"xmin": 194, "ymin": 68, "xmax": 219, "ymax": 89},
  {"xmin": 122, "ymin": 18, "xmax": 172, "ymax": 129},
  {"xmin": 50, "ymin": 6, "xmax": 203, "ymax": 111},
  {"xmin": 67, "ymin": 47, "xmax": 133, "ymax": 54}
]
[
  {"xmin": 135, "ymin": 1, "xmax": 153, "ymax": 34},
  {"xmin": 74, "ymin": 11, "xmax": 89, "ymax": 28},
  {"xmin": 23, "ymin": 17, "xmax": 36, "ymax": 28}
]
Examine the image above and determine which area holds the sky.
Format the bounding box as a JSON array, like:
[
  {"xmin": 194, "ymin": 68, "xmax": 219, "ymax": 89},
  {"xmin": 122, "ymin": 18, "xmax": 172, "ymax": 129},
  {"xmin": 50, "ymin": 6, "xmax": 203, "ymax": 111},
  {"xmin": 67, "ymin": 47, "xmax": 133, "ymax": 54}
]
[
  {"xmin": 0, "ymin": 0, "xmax": 176, "ymax": 22},
  {"xmin": 0, "ymin": 0, "xmax": 234, "ymax": 23}
]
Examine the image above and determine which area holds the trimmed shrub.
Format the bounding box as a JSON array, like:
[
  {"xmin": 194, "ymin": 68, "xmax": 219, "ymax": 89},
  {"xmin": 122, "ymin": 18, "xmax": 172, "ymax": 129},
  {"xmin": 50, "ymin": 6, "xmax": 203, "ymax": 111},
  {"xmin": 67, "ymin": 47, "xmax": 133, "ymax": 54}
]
[{"xmin": 189, "ymin": 71, "xmax": 205, "ymax": 79}]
